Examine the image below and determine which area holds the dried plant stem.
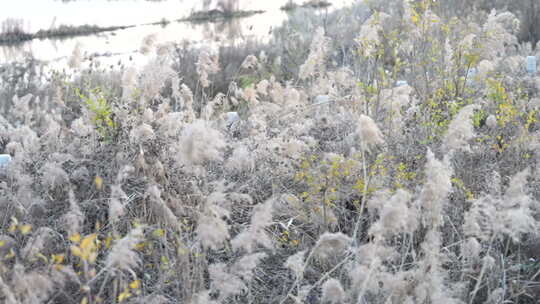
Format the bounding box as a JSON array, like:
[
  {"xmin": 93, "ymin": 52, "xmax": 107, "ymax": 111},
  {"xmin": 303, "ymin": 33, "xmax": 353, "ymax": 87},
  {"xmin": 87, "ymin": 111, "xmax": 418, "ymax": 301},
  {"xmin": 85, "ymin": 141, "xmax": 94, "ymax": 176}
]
[
  {"xmin": 322, "ymin": 183, "xmax": 328, "ymax": 232},
  {"xmin": 352, "ymin": 148, "xmax": 369, "ymax": 244},
  {"xmin": 356, "ymin": 257, "xmax": 378, "ymax": 304},
  {"xmin": 279, "ymin": 249, "xmax": 317, "ymax": 304},
  {"xmin": 399, "ymin": 232, "xmax": 414, "ymax": 271},
  {"xmin": 500, "ymin": 254, "xmax": 507, "ymax": 300},
  {"xmin": 303, "ymin": 252, "xmax": 353, "ymax": 300},
  {"xmin": 469, "ymin": 234, "xmax": 496, "ymax": 304},
  {"xmin": 112, "ymin": 278, "xmax": 119, "ymax": 304},
  {"xmin": 82, "ymin": 261, "xmax": 94, "ymax": 304}
]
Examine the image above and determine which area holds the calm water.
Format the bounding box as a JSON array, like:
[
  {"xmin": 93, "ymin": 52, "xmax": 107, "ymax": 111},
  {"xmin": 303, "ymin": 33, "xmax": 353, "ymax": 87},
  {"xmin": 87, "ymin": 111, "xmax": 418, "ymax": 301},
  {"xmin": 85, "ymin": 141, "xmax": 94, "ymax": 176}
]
[{"xmin": 0, "ymin": 0, "xmax": 354, "ymax": 67}]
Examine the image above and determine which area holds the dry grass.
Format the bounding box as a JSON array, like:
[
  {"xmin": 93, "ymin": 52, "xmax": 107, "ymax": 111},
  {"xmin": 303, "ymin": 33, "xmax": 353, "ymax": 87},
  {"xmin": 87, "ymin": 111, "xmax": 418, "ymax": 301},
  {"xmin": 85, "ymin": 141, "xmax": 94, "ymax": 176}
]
[{"xmin": 0, "ymin": 1, "xmax": 539, "ymax": 303}]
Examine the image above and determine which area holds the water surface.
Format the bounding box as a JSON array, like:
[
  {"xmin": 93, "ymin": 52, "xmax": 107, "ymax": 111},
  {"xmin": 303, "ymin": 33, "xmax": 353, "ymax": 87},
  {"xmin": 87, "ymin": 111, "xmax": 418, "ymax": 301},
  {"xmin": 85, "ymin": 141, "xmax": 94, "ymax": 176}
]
[{"xmin": 0, "ymin": 0, "xmax": 354, "ymax": 67}]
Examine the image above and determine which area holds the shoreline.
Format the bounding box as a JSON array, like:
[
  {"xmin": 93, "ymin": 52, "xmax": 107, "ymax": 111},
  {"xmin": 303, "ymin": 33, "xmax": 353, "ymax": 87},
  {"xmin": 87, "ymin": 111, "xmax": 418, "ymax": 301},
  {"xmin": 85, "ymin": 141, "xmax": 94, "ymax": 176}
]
[{"xmin": 0, "ymin": 24, "xmax": 134, "ymax": 45}]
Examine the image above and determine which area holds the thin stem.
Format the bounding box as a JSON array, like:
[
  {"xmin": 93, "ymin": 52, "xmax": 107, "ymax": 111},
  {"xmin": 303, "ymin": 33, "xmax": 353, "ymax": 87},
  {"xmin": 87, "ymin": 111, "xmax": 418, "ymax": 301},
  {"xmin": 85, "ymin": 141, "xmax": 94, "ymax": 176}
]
[
  {"xmin": 469, "ymin": 234, "xmax": 496, "ymax": 304},
  {"xmin": 303, "ymin": 252, "xmax": 353, "ymax": 299},
  {"xmin": 279, "ymin": 249, "xmax": 317, "ymax": 304},
  {"xmin": 352, "ymin": 148, "xmax": 369, "ymax": 245}
]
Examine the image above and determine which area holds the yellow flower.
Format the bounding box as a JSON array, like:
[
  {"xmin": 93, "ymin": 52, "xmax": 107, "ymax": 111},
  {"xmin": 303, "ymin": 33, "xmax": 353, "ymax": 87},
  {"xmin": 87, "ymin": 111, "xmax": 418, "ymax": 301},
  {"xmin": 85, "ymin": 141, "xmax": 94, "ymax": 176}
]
[
  {"xmin": 129, "ymin": 280, "xmax": 141, "ymax": 289},
  {"xmin": 19, "ymin": 224, "xmax": 32, "ymax": 235},
  {"xmin": 94, "ymin": 176, "xmax": 104, "ymax": 190}
]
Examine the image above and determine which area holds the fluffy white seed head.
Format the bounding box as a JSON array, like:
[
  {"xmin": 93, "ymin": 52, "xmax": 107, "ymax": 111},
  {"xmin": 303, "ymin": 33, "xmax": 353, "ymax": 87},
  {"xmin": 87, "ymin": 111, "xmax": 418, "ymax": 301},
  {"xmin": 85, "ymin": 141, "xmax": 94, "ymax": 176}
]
[
  {"xmin": 313, "ymin": 232, "xmax": 352, "ymax": 262},
  {"xmin": 321, "ymin": 278, "xmax": 346, "ymax": 304},
  {"xmin": 443, "ymin": 104, "xmax": 479, "ymax": 153},
  {"xmin": 358, "ymin": 114, "xmax": 384, "ymax": 149},
  {"xmin": 177, "ymin": 120, "xmax": 226, "ymax": 167}
]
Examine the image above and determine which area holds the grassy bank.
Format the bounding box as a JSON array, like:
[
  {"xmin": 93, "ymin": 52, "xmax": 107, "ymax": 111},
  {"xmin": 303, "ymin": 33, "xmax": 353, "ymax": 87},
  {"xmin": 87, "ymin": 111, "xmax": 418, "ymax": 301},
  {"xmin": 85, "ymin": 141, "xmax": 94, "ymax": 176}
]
[
  {"xmin": 0, "ymin": 24, "xmax": 133, "ymax": 45},
  {"xmin": 280, "ymin": 0, "xmax": 332, "ymax": 11},
  {"xmin": 180, "ymin": 9, "xmax": 265, "ymax": 23},
  {"xmin": 0, "ymin": 31, "xmax": 33, "ymax": 44}
]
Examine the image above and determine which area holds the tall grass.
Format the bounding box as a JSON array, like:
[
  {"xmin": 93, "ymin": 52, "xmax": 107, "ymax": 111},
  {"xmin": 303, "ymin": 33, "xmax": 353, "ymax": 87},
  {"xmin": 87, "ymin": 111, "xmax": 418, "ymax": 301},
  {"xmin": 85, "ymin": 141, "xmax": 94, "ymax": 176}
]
[{"xmin": 0, "ymin": 0, "xmax": 539, "ymax": 303}]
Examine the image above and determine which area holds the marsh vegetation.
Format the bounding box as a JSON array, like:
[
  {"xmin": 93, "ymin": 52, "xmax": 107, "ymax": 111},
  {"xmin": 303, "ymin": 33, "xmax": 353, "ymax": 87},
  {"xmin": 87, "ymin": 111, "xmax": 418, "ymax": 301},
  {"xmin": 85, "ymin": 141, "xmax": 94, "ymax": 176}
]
[{"xmin": 0, "ymin": 1, "xmax": 539, "ymax": 304}]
